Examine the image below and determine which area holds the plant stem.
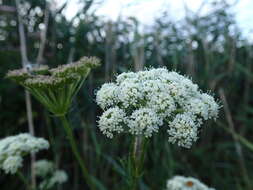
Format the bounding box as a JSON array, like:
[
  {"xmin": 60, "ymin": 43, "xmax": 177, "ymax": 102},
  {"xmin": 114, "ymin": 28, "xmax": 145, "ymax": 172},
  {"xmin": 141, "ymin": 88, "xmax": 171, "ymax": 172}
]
[
  {"xmin": 17, "ymin": 171, "xmax": 32, "ymax": 190},
  {"xmin": 25, "ymin": 91, "xmax": 37, "ymax": 189},
  {"xmin": 16, "ymin": 0, "xmax": 37, "ymax": 186},
  {"xmin": 133, "ymin": 136, "xmax": 143, "ymax": 169},
  {"xmin": 130, "ymin": 136, "xmax": 147, "ymax": 190},
  {"xmin": 58, "ymin": 115, "xmax": 95, "ymax": 190}
]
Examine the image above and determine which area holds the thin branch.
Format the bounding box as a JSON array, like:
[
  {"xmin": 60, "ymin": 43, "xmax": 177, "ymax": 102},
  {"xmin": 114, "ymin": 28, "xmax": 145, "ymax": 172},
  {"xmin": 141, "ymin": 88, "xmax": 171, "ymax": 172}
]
[
  {"xmin": 15, "ymin": 0, "xmax": 28, "ymax": 66},
  {"xmin": 15, "ymin": 0, "xmax": 36, "ymax": 188},
  {"xmin": 36, "ymin": 2, "xmax": 50, "ymax": 65},
  {"xmin": 67, "ymin": 47, "xmax": 75, "ymax": 64}
]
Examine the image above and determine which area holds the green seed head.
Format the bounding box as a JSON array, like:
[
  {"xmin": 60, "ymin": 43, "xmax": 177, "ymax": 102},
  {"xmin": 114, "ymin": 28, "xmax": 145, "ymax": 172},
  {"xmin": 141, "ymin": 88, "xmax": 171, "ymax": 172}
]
[
  {"xmin": 24, "ymin": 74, "xmax": 79, "ymax": 89},
  {"xmin": 79, "ymin": 56, "xmax": 101, "ymax": 68},
  {"xmin": 6, "ymin": 69, "xmax": 30, "ymax": 83},
  {"xmin": 50, "ymin": 56, "xmax": 100, "ymax": 78},
  {"xmin": 6, "ymin": 65, "xmax": 50, "ymax": 83}
]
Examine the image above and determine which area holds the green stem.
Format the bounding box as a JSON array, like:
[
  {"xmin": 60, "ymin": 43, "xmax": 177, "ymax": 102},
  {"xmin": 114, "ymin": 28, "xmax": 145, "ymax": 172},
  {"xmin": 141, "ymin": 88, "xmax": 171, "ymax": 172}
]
[
  {"xmin": 130, "ymin": 136, "xmax": 148, "ymax": 190},
  {"xmin": 58, "ymin": 115, "xmax": 95, "ymax": 190},
  {"xmin": 71, "ymin": 78, "xmax": 85, "ymax": 98},
  {"xmin": 17, "ymin": 171, "xmax": 32, "ymax": 190}
]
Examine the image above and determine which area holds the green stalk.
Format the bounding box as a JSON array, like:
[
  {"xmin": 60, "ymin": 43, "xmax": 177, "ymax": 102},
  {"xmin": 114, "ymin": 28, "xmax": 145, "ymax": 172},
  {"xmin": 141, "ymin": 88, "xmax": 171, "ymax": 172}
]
[
  {"xmin": 17, "ymin": 171, "xmax": 32, "ymax": 190},
  {"xmin": 130, "ymin": 136, "xmax": 148, "ymax": 190},
  {"xmin": 58, "ymin": 115, "xmax": 95, "ymax": 190}
]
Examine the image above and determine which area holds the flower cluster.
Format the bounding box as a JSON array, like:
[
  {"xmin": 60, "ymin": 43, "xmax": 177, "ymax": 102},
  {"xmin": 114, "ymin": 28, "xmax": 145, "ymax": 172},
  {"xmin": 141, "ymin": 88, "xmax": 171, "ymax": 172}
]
[
  {"xmin": 0, "ymin": 133, "xmax": 49, "ymax": 174},
  {"xmin": 6, "ymin": 57, "xmax": 100, "ymax": 116},
  {"xmin": 166, "ymin": 176, "xmax": 215, "ymax": 190},
  {"xmin": 40, "ymin": 170, "xmax": 67, "ymax": 189},
  {"xmin": 96, "ymin": 68, "xmax": 219, "ymax": 148},
  {"xmin": 35, "ymin": 159, "xmax": 68, "ymax": 190},
  {"xmin": 35, "ymin": 159, "xmax": 54, "ymax": 177}
]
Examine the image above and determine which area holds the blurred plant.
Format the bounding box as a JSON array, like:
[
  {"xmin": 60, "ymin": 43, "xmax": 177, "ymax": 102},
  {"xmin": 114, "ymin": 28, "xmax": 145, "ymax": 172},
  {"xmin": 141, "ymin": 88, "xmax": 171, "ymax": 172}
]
[
  {"xmin": 96, "ymin": 68, "xmax": 219, "ymax": 189},
  {"xmin": 34, "ymin": 159, "xmax": 54, "ymax": 177},
  {"xmin": 0, "ymin": 133, "xmax": 49, "ymax": 189},
  {"xmin": 35, "ymin": 159, "xmax": 68, "ymax": 190},
  {"xmin": 166, "ymin": 176, "xmax": 215, "ymax": 190}
]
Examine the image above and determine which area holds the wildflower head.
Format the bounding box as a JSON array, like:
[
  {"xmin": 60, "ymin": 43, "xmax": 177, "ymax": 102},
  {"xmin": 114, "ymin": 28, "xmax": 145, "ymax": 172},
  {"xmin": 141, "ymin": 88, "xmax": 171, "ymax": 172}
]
[
  {"xmin": 0, "ymin": 133, "xmax": 49, "ymax": 174},
  {"xmin": 128, "ymin": 108, "xmax": 162, "ymax": 138},
  {"xmin": 98, "ymin": 107, "xmax": 126, "ymax": 138},
  {"xmin": 35, "ymin": 159, "xmax": 54, "ymax": 177},
  {"xmin": 6, "ymin": 56, "xmax": 100, "ymax": 116},
  {"xmin": 2, "ymin": 156, "xmax": 23, "ymax": 174},
  {"xmin": 24, "ymin": 74, "xmax": 79, "ymax": 89},
  {"xmin": 6, "ymin": 65, "xmax": 49, "ymax": 84},
  {"xmin": 166, "ymin": 176, "xmax": 216, "ymax": 190},
  {"xmin": 50, "ymin": 170, "xmax": 68, "ymax": 184},
  {"xmin": 35, "ymin": 159, "xmax": 68, "ymax": 189},
  {"xmin": 40, "ymin": 170, "xmax": 68, "ymax": 189},
  {"xmin": 96, "ymin": 68, "xmax": 220, "ymax": 148},
  {"xmin": 96, "ymin": 83, "xmax": 119, "ymax": 110},
  {"xmin": 38, "ymin": 169, "xmax": 68, "ymax": 189},
  {"xmin": 6, "ymin": 68, "xmax": 30, "ymax": 83},
  {"xmin": 50, "ymin": 56, "xmax": 100, "ymax": 78}
]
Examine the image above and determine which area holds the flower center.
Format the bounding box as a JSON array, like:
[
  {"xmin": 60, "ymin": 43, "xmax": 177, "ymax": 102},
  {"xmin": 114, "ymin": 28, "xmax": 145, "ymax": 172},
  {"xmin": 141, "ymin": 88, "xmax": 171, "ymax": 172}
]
[{"xmin": 185, "ymin": 181, "xmax": 194, "ymax": 187}]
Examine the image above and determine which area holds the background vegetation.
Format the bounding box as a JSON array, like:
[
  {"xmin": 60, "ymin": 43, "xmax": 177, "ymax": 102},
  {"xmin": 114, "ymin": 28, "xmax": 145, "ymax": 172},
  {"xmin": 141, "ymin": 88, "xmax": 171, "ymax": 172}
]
[{"xmin": 0, "ymin": 0, "xmax": 253, "ymax": 189}]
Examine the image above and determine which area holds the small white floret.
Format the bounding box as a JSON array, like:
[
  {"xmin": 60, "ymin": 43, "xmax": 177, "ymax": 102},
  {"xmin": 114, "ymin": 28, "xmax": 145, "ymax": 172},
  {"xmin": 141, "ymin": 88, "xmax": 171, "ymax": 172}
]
[
  {"xmin": 98, "ymin": 107, "xmax": 127, "ymax": 138},
  {"xmin": 128, "ymin": 108, "xmax": 163, "ymax": 137},
  {"xmin": 166, "ymin": 175, "xmax": 216, "ymax": 190}
]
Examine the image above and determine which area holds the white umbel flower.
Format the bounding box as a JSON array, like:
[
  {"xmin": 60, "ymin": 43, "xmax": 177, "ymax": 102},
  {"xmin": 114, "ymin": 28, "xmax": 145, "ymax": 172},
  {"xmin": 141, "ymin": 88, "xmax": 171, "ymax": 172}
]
[
  {"xmin": 183, "ymin": 93, "xmax": 219, "ymax": 121},
  {"xmin": 166, "ymin": 176, "xmax": 216, "ymax": 190},
  {"xmin": 35, "ymin": 159, "xmax": 54, "ymax": 177},
  {"xmin": 167, "ymin": 113, "xmax": 202, "ymax": 148},
  {"xmin": 2, "ymin": 156, "xmax": 23, "ymax": 174},
  {"xmin": 137, "ymin": 68, "xmax": 168, "ymax": 81},
  {"xmin": 96, "ymin": 68, "xmax": 220, "ymax": 147},
  {"xmin": 116, "ymin": 72, "xmax": 137, "ymax": 84},
  {"xmin": 199, "ymin": 93, "xmax": 219, "ymax": 120},
  {"xmin": 96, "ymin": 83, "xmax": 119, "ymax": 110},
  {"xmin": 98, "ymin": 107, "xmax": 127, "ymax": 138},
  {"xmin": 35, "ymin": 159, "xmax": 68, "ymax": 190},
  {"xmin": 183, "ymin": 97, "xmax": 209, "ymax": 120},
  {"xmin": 162, "ymin": 71, "xmax": 185, "ymax": 83},
  {"xmin": 128, "ymin": 108, "xmax": 163, "ymax": 137},
  {"xmin": 39, "ymin": 170, "xmax": 68, "ymax": 190},
  {"xmin": 118, "ymin": 81, "xmax": 143, "ymax": 108},
  {"xmin": 146, "ymin": 90, "xmax": 176, "ymax": 117},
  {"xmin": 0, "ymin": 133, "xmax": 49, "ymax": 174}
]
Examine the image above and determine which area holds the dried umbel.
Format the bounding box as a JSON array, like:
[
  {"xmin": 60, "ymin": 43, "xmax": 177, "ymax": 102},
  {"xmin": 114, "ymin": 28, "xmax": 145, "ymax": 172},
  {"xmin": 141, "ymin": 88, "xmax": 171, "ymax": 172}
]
[
  {"xmin": 6, "ymin": 57, "xmax": 100, "ymax": 116},
  {"xmin": 96, "ymin": 68, "xmax": 220, "ymax": 148},
  {"xmin": 166, "ymin": 176, "xmax": 216, "ymax": 190},
  {"xmin": 35, "ymin": 159, "xmax": 68, "ymax": 190},
  {"xmin": 0, "ymin": 133, "xmax": 49, "ymax": 174}
]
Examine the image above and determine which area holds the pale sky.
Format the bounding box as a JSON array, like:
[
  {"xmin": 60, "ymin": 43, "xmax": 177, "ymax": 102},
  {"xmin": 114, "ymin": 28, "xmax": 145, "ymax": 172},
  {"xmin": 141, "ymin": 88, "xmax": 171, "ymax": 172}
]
[{"xmin": 57, "ymin": 0, "xmax": 253, "ymax": 37}]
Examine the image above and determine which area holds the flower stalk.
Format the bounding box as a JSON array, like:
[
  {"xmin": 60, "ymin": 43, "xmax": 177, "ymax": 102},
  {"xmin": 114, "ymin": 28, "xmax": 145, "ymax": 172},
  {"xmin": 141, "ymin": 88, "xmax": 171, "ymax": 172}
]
[
  {"xmin": 130, "ymin": 136, "xmax": 148, "ymax": 190},
  {"xmin": 59, "ymin": 115, "xmax": 95, "ymax": 190}
]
